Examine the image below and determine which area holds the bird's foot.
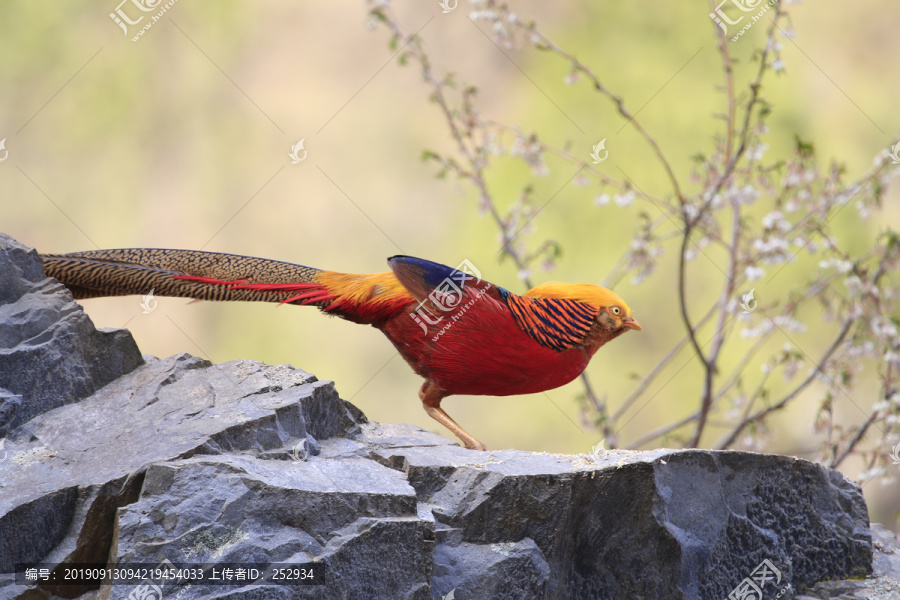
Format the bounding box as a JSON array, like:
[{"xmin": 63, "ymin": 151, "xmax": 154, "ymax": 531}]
[
  {"xmin": 420, "ymin": 381, "xmax": 489, "ymax": 451},
  {"xmin": 464, "ymin": 440, "xmax": 489, "ymax": 451}
]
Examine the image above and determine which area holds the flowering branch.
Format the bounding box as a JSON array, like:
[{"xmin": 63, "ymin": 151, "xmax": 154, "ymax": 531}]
[{"xmin": 365, "ymin": 1, "xmax": 900, "ymax": 482}]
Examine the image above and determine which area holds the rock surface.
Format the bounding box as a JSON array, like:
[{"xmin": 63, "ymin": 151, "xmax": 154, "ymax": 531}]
[
  {"xmin": 0, "ymin": 233, "xmax": 896, "ymax": 600},
  {"xmin": 0, "ymin": 234, "xmax": 143, "ymax": 436}
]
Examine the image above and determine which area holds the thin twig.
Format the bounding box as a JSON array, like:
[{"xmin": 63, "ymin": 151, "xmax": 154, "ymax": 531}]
[{"xmin": 715, "ymin": 317, "xmax": 855, "ymax": 448}]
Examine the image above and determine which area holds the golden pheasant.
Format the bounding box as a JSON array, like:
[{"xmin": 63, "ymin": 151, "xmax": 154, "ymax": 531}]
[{"xmin": 40, "ymin": 249, "xmax": 641, "ymax": 450}]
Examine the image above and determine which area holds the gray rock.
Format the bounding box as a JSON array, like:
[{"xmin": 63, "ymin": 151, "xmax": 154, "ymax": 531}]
[
  {"xmin": 795, "ymin": 523, "xmax": 900, "ymax": 600},
  {"xmin": 432, "ymin": 535, "xmax": 550, "ymax": 599},
  {"xmin": 0, "ymin": 234, "xmax": 143, "ymax": 434},
  {"xmin": 0, "ymin": 388, "xmax": 23, "ymax": 433},
  {"xmin": 0, "ymin": 231, "xmax": 894, "ymax": 600},
  {"xmin": 367, "ymin": 443, "xmax": 872, "ymax": 599},
  {"xmin": 0, "ymin": 354, "xmax": 368, "ymax": 599},
  {"xmin": 110, "ymin": 453, "xmax": 428, "ymax": 600},
  {"xmin": 0, "ymin": 354, "xmax": 361, "ymax": 563}
]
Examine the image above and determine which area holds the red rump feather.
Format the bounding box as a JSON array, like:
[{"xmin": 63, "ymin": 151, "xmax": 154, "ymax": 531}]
[{"xmin": 173, "ymin": 275, "xmax": 335, "ymax": 306}]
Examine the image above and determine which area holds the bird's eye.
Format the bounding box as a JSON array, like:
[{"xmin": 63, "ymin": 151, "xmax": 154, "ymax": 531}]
[{"xmin": 612, "ymin": 307, "xmax": 620, "ymax": 315}]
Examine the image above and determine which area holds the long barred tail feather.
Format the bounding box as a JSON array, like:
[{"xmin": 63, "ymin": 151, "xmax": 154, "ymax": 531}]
[{"xmin": 40, "ymin": 248, "xmax": 329, "ymax": 306}]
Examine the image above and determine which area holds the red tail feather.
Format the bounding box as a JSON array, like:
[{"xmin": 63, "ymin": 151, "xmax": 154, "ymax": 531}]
[{"xmin": 173, "ymin": 275, "xmax": 334, "ymax": 306}]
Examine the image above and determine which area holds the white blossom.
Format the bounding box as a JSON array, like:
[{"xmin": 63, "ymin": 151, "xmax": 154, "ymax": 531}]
[
  {"xmin": 469, "ymin": 11, "xmax": 498, "ymax": 21},
  {"xmin": 819, "ymin": 258, "xmax": 853, "ymax": 273},
  {"xmin": 573, "ymin": 173, "xmax": 590, "ymax": 187},
  {"xmin": 872, "ymin": 401, "xmax": 890, "ymax": 414},
  {"xmin": 858, "ymin": 467, "xmax": 883, "ymax": 482},
  {"xmin": 752, "ymin": 238, "xmax": 790, "ymax": 263},
  {"xmin": 748, "ymin": 144, "xmax": 769, "ymax": 161},
  {"xmin": 844, "ymin": 275, "xmax": 863, "ymax": 296},
  {"xmin": 762, "ymin": 210, "xmax": 791, "ymax": 232},
  {"xmin": 615, "ymin": 192, "xmax": 634, "ymax": 207},
  {"xmin": 871, "ymin": 318, "xmax": 898, "ymax": 339},
  {"xmin": 783, "ymin": 172, "xmax": 802, "ymax": 187},
  {"xmin": 746, "ymin": 266, "xmax": 766, "ymax": 281},
  {"xmin": 737, "ymin": 184, "xmax": 760, "ymax": 205},
  {"xmin": 774, "ymin": 315, "xmax": 807, "ymax": 333},
  {"xmin": 744, "ymin": 321, "xmax": 774, "ymax": 338}
]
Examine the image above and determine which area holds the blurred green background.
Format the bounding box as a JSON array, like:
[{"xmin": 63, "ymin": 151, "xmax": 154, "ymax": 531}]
[{"xmin": 1, "ymin": 2, "xmax": 898, "ymax": 528}]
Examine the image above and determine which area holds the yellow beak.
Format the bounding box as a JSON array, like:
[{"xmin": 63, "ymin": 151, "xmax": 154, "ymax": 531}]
[{"xmin": 623, "ymin": 318, "xmax": 642, "ymax": 331}]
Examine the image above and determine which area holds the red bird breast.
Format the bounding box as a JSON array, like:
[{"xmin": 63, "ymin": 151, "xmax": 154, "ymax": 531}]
[{"xmin": 381, "ymin": 286, "xmax": 597, "ymax": 397}]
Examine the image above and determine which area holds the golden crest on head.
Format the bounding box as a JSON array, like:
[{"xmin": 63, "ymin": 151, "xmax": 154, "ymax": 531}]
[{"xmin": 524, "ymin": 282, "xmax": 633, "ymax": 316}]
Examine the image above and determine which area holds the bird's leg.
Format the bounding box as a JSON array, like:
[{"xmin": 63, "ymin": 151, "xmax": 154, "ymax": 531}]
[{"xmin": 419, "ymin": 380, "xmax": 488, "ymax": 451}]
